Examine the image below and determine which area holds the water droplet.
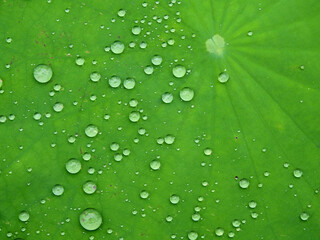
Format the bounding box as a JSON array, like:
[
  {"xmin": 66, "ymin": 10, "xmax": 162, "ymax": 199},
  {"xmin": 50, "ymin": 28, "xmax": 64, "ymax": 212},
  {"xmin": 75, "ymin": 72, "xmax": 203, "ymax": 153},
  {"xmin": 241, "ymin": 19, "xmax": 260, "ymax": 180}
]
[
  {"xmin": 140, "ymin": 190, "xmax": 149, "ymax": 199},
  {"xmin": 204, "ymin": 148, "xmax": 212, "ymax": 156},
  {"xmin": 129, "ymin": 111, "xmax": 140, "ymax": 122},
  {"xmin": 151, "ymin": 55, "xmax": 163, "ymax": 66},
  {"xmin": 66, "ymin": 159, "xmax": 81, "ymax": 174},
  {"xmin": 191, "ymin": 213, "xmax": 200, "ymax": 222},
  {"xmin": 0, "ymin": 79, "xmax": 3, "ymax": 88},
  {"xmin": 33, "ymin": 112, "xmax": 42, "ymax": 121},
  {"xmin": 110, "ymin": 142, "xmax": 120, "ymax": 151},
  {"xmin": 117, "ymin": 9, "xmax": 126, "ymax": 17},
  {"xmin": 300, "ymin": 212, "xmax": 309, "ymax": 221},
  {"xmin": 53, "ymin": 102, "xmax": 64, "ymax": 112},
  {"xmin": 83, "ymin": 153, "xmax": 91, "ymax": 161},
  {"xmin": 76, "ymin": 57, "xmax": 85, "ymax": 66},
  {"xmin": 162, "ymin": 92, "xmax": 173, "ymax": 103},
  {"xmin": 18, "ymin": 211, "xmax": 30, "ymax": 222},
  {"xmin": 132, "ymin": 26, "xmax": 142, "ymax": 35},
  {"xmin": 251, "ymin": 212, "xmax": 258, "ymax": 219},
  {"xmin": 188, "ymin": 231, "xmax": 198, "ymax": 240},
  {"xmin": 248, "ymin": 201, "xmax": 257, "ymax": 209},
  {"xmin": 247, "ymin": 31, "xmax": 253, "ymax": 36},
  {"xmin": 218, "ymin": 72, "xmax": 229, "ymax": 83},
  {"xmin": 215, "ymin": 227, "xmax": 224, "ymax": 237},
  {"xmin": 150, "ymin": 160, "xmax": 161, "ymax": 170},
  {"xmin": 90, "ymin": 72, "xmax": 101, "ymax": 82},
  {"xmin": 232, "ymin": 219, "xmax": 241, "ymax": 228},
  {"xmin": 123, "ymin": 78, "xmax": 136, "ymax": 89},
  {"xmin": 164, "ymin": 135, "xmax": 175, "ymax": 144},
  {"xmin": 109, "ymin": 76, "xmax": 122, "ymax": 88},
  {"xmin": 166, "ymin": 215, "xmax": 173, "ymax": 222},
  {"xmin": 33, "ymin": 64, "xmax": 53, "ymax": 83},
  {"xmin": 169, "ymin": 194, "xmax": 180, "ymax": 204},
  {"xmin": 52, "ymin": 184, "xmax": 64, "ymax": 196},
  {"xmin": 79, "ymin": 208, "xmax": 102, "ymax": 231},
  {"xmin": 293, "ymin": 169, "xmax": 303, "ymax": 178},
  {"xmin": 179, "ymin": 87, "xmax": 194, "ymax": 101},
  {"xmin": 144, "ymin": 65, "xmax": 154, "ymax": 75},
  {"xmin": 111, "ymin": 41, "xmax": 124, "ymax": 54},
  {"xmin": 239, "ymin": 178, "xmax": 250, "ymax": 189},
  {"xmin": 83, "ymin": 181, "xmax": 97, "ymax": 194},
  {"xmin": 172, "ymin": 65, "xmax": 186, "ymax": 78},
  {"xmin": 85, "ymin": 125, "xmax": 99, "ymax": 138}
]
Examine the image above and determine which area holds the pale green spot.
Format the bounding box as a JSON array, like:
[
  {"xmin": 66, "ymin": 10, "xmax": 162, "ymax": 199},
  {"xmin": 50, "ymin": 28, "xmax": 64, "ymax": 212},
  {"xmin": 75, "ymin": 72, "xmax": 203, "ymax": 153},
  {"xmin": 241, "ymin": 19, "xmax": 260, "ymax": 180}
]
[{"xmin": 206, "ymin": 34, "xmax": 225, "ymax": 56}]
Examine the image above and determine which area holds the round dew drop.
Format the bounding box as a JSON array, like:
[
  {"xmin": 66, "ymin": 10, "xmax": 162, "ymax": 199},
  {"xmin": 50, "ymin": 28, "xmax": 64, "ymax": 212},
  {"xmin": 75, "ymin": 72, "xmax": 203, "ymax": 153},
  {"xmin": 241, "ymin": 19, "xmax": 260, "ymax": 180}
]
[
  {"xmin": 132, "ymin": 26, "xmax": 141, "ymax": 35},
  {"xmin": 33, "ymin": 64, "xmax": 53, "ymax": 83},
  {"xmin": 150, "ymin": 160, "xmax": 161, "ymax": 170},
  {"xmin": 83, "ymin": 181, "xmax": 97, "ymax": 194},
  {"xmin": 129, "ymin": 111, "xmax": 140, "ymax": 122},
  {"xmin": 151, "ymin": 55, "xmax": 163, "ymax": 66},
  {"xmin": 123, "ymin": 78, "xmax": 135, "ymax": 89},
  {"xmin": 162, "ymin": 92, "xmax": 173, "ymax": 103},
  {"xmin": 52, "ymin": 184, "xmax": 64, "ymax": 196},
  {"xmin": 111, "ymin": 41, "xmax": 124, "ymax": 54},
  {"xmin": 117, "ymin": 9, "xmax": 126, "ymax": 17},
  {"xmin": 109, "ymin": 76, "xmax": 121, "ymax": 88},
  {"xmin": 110, "ymin": 142, "xmax": 120, "ymax": 151},
  {"xmin": 140, "ymin": 190, "xmax": 149, "ymax": 199},
  {"xmin": 180, "ymin": 88, "xmax": 194, "ymax": 102},
  {"xmin": 66, "ymin": 159, "xmax": 81, "ymax": 174},
  {"xmin": 215, "ymin": 227, "xmax": 224, "ymax": 237},
  {"xmin": 164, "ymin": 135, "xmax": 175, "ymax": 144},
  {"xmin": 75, "ymin": 57, "xmax": 85, "ymax": 66},
  {"xmin": 239, "ymin": 178, "xmax": 250, "ymax": 189},
  {"xmin": 293, "ymin": 169, "xmax": 303, "ymax": 178},
  {"xmin": 18, "ymin": 211, "xmax": 30, "ymax": 222},
  {"xmin": 79, "ymin": 208, "xmax": 102, "ymax": 231},
  {"xmin": 300, "ymin": 212, "xmax": 309, "ymax": 221},
  {"xmin": 169, "ymin": 194, "xmax": 180, "ymax": 204},
  {"xmin": 144, "ymin": 65, "xmax": 154, "ymax": 75},
  {"xmin": 248, "ymin": 201, "xmax": 257, "ymax": 209},
  {"xmin": 188, "ymin": 231, "xmax": 198, "ymax": 240},
  {"xmin": 218, "ymin": 72, "xmax": 229, "ymax": 83},
  {"xmin": 85, "ymin": 125, "xmax": 99, "ymax": 138},
  {"xmin": 90, "ymin": 72, "xmax": 101, "ymax": 82},
  {"xmin": 53, "ymin": 102, "xmax": 64, "ymax": 112},
  {"xmin": 172, "ymin": 65, "xmax": 186, "ymax": 78},
  {"xmin": 192, "ymin": 213, "xmax": 200, "ymax": 222}
]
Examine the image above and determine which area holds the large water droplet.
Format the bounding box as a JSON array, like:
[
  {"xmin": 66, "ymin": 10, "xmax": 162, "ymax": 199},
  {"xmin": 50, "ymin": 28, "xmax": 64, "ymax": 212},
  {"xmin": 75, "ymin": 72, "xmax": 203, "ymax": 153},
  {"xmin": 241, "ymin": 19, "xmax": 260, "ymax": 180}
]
[
  {"xmin": 66, "ymin": 159, "xmax": 81, "ymax": 174},
  {"xmin": 172, "ymin": 65, "xmax": 186, "ymax": 78},
  {"xmin": 140, "ymin": 190, "xmax": 149, "ymax": 199},
  {"xmin": 83, "ymin": 181, "xmax": 97, "ymax": 194},
  {"xmin": 179, "ymin": 88, "xmax": 194, "ymax": 102},
  {"xmin": 79, "ymin": 208, "xmax": 102, "ymax": 231},
  {"xmin": 52, "ymin": 184, "xmax": 64, "ymax": 196},
  {"xmin": 150, "ymin": 160, "xmax": 161, "ymax": 170},
  {"xmin": 90, "ymin": 72, "xmax": 101, "ymax": 82},
  {"xmin": 239, "ymin": 178, "xmax": 250, "ymax": 189},
  {"xmin": 218, "ymin": 72, "xmax": 229, "ymax": 83},
  {"xmin": 129, "ymin": 111, "xmax": 140, "ymax": 122},
  {"xmin": 151, "ymin": 55, "xmax": 163, "ymax": 66},
  {"xmin": 169, "ymin": 194, "xmax": 180, "ymax": 204},
  {"xmin": 132, "ymin": 26, "xmax": 142, "ymax": 35},
  {"xmin": 300, "ymin": 212, "xmax": 309, "ymax": 221},
  {"xmin": 162, "ymin": 92, "xmax": 173, "ymax": 103},
  {"xmin": 85, "ymin": 125, "xmax": 99, "ymax": 138},
  {"xmin": 18, "ymin": 211, "xmax": 30, "ymax": 222},
  {"xmin": 215, "ymin": 227, "xmax": 224, "ymax": 237},
  {"xmin": 293, "ymin": 169, "xmax": 303, "ymax": 178},
  {"xmin": 33, "ymin": 64, "xmax": 53, "ymax": 83},
  {"xmin": 111, "ymin": 41, "xmax": 124, "ymax": 54},
  {"xmin": 109, "ymin": 76, "xmax": 122, "ymax": 88},
  {"xmin": 123, "ymin": 78, "xmax": 135, "ymax": 89},
  {"xmin": 188, "ymin": 231, "xmax": 198, "ymax": 240}
]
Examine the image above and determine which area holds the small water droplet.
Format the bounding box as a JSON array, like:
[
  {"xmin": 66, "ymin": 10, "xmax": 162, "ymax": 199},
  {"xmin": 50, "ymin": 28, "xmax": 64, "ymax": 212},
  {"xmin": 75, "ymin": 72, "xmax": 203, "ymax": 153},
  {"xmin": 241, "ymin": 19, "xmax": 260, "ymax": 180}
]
[
  {"xmin": 293, "ymin": 169, "xmax": 303, "ymax": 178},
  {"xmin": 150, "ymin": 160, "xmax": 161, "ymax": 170},
  {"xmin": 151, "ymin": 55, "xmax": 163, "ymax": 66},
  {"xmin": 129, "ymin": 111, "xmax": 140, "ymax": 122},
  {"xmin": 83, "ymin": 181, "xmax": 97, "ymax": 194},
  {"xmin": 162, "ymin": 92, "xmax": 173, "ymax": 103},
  {"xmin": 109, "ymin": 76, "xmax": 122, "ymax": 88},
  {"xmin": 188, "ymin": 231, "xmax": 198, "ymax": 240},
  {"xmin": 300, "ymin": 212, "xmax": 309, "ymax": 221},
  {"xmin": 215, "ymin": 227, "xmax": 224, "ymax": 237},
  {"xmin": 140, "ymin": 190, "xmax": 149, "ymax": 199},
  {"xmin": 179, "ymin": 88, "xmax": 194, "ymax": 102},
  {"xmin": 76, "ymin": 57, "xmax": 85, "ymax": 66},
  {"xmin": 90, "ymin": 72, "xmax": 101, "ymax": 82}
]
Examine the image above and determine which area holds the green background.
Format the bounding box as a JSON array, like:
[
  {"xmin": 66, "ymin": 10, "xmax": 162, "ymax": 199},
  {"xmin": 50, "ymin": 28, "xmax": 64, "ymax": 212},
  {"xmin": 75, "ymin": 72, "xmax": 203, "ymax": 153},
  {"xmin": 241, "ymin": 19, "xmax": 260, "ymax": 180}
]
[{"xmin": 0, "ymin": 0, "xmax": 319, "ymax": 239}]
